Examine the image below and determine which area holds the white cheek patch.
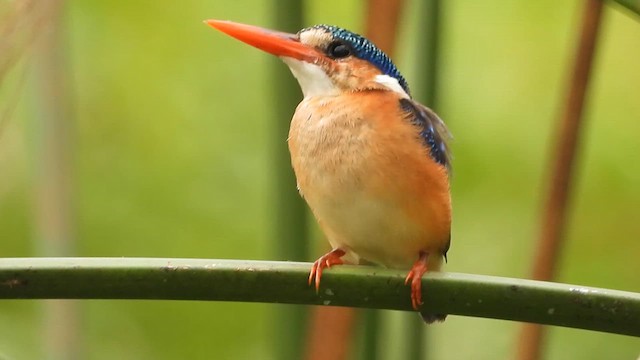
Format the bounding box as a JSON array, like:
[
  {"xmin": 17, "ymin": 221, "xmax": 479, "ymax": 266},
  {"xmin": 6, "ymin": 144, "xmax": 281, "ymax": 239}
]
[
  {"xmin": 374, "ymin": 74, "xmax": 409, "ymax": 98},
  {"xmin": 282, "ymin": 57, "xmax": 339, "ymax": 98}
]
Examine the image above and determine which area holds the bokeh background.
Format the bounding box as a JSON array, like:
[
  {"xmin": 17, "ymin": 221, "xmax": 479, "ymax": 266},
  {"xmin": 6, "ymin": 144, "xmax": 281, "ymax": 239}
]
[{"xmin": 1, "ymin": 0, "xmax": 639, "ymax": 359}]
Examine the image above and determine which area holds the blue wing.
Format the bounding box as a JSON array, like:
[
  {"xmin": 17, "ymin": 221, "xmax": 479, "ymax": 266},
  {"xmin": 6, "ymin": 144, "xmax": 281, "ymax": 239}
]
[{"xmin": 399, "ymin": 98, "xmax": 452, "ymax": 173}]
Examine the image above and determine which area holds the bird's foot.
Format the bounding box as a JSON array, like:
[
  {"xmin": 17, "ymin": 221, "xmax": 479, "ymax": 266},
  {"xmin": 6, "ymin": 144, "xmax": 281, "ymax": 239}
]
[
  {"xmin": 309, "ymin": 248, "xmax": 346, "ymax": 293},
  {"xmin": 404, "ymin": 251, "xmax": 429, "ymax": 310}
]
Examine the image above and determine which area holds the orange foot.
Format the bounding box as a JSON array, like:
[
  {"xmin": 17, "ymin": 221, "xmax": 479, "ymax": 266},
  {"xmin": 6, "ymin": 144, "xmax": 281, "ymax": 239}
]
[
  {"xmin": 404, "ymin": 251, "xmax": 429, "ymax": 310},
  {"xmin": 309, "ymin": 248, "xmax": 346, "ymax": 292}
]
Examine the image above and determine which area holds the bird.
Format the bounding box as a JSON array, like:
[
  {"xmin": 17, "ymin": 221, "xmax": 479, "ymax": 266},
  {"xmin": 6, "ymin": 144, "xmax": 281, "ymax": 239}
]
[{"xmin": 205, "ymin": 20, "xmax": 452, "ymax": 322}]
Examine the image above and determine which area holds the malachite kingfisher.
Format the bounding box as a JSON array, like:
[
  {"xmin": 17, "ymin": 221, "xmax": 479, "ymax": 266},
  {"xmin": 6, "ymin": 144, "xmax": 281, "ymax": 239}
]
[{"xmin": 205, "ymin": 20, "xmax": 452, "ymax": 322}]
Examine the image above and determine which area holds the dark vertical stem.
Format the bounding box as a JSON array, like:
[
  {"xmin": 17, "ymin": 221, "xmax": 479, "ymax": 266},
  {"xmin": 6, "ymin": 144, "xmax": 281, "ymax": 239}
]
[
  {"xmin": 415, "ymin": 0, "xmax": 442, "ymax": 108},
  {"xmin": 32, "ymin": 1, "xmax": 80, "ymax": 360},
  {"xmin": 360, "ymin": 309, "xmax": 380, "ymax": 360},
  {"xmin": 516, "ymin": 1, "xmax": 604, "ymax": 360},
  {"xmin": 271, "ymin": 1, "xmax": 308, "ymax": 360},
  {"xmin": 404, "ymin": 314, "xmax": 424, "ymax": 360},
  {"xmin": 406, "ymin": 2, "xmax": 442, "ymax": 359}
]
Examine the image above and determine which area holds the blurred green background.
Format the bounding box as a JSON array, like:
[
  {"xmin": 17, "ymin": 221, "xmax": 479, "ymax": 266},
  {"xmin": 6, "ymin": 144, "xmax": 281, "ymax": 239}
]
[{"xmin": 1, "ymin": 0, "xmax": 639, "ymax": 359}]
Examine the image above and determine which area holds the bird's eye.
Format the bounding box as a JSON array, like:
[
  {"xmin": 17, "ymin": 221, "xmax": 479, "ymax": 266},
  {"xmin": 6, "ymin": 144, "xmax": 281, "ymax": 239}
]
[{"xmin": 327, "ymin": 41, "xmax": 351, "ymax": 58}]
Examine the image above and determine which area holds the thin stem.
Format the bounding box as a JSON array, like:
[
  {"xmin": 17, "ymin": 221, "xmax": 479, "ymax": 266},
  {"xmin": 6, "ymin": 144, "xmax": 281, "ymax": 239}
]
[
  {"xmin": 32, "ymin": 2, "xmax": 79, "ymax": 359},
  {"xmin": 611, "ymin": 0, "xmax": 640, "ymax": 16},
  {"xmin": 361, "ymin": 309, "xmax": 381, "ymax": 360},
  {"xmin": 518, "ymin": 0, "xmax": 605, "ymax": 359},
  {"xmin": 411, "ymin": 1, "xmax": 443, "ymax": 358},
  {"xmin": 271, "ymin": 1, "xmax": 307, "ymax": 359}
]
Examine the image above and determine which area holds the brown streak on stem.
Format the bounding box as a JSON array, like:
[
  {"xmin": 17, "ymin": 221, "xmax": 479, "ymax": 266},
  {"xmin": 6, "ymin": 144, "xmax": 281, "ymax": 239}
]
[
  {"xmin": 364, "ymin": 0, "xmax": 406, "ymax": 58},
  {"xmin": 304, "ymin": 307, "xmax": 357, "ymax": 360},
  {"xmin": 33, "ymin": 2, "xmax": 81, "ymax": 360},
  {"xmin": 516, "ymin": 1, "xmax": 604, "ymax": 360}
]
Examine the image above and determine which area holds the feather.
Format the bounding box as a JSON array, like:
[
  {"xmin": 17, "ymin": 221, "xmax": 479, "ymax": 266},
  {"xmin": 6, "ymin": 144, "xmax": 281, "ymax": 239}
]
[{"xmin": 399, "ymin": 98, "xmax": 452, "ymax": 173}]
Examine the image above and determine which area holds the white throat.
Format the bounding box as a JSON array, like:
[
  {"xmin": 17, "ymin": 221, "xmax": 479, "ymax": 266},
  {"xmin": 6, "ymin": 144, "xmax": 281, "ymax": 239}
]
[{"xmin": 281, "ymin": 57, "xmax": 338, "ymax": 98}]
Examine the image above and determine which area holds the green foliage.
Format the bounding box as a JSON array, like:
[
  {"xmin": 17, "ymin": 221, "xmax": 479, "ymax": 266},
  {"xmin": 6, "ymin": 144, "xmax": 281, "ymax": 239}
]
[{"xmin": 0, "ymin": 1, "xmax": 639, "ymax": 359}]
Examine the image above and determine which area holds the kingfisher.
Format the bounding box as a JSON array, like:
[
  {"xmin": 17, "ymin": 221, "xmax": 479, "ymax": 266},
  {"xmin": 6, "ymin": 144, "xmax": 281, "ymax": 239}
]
[{"xmin": 205, "ymin": 20, "xmax": 452, "ymax": 322}]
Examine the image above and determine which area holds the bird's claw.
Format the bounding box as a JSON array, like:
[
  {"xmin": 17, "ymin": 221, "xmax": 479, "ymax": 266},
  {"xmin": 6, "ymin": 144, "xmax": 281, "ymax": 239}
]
[
  {"xmin": 405, "ymin": 251, "xmax": 429, "ymax": 310},
  {"xmin": 308, "ymin": 248, "xmax": 346, "ymax": 292},
  {"xmin": 405, "ymin": 269, "xmax": 424, "ymax": 310}
]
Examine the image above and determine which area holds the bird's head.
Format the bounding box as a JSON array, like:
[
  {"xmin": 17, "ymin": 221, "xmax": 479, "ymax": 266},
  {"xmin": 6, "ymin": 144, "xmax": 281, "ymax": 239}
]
[{"xmin": 205, "ymin": 20, "xmax": 410, "ymax": 99}]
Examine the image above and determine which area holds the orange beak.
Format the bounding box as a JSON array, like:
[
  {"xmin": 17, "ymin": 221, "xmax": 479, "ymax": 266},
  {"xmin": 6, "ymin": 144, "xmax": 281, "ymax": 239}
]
[{"xmin": 205, "ymin": 20, "xmax": 321, "ymax": 62}]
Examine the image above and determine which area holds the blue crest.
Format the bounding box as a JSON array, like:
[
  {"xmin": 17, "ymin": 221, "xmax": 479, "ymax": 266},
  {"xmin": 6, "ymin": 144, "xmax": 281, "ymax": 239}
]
[{"xmin": 306, "ymin": 25, "xmax": 410, "ymax": 95}]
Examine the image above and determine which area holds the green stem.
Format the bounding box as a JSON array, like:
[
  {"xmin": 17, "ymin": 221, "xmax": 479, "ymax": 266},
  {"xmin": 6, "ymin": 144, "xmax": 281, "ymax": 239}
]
[
  {"xmin": 361, "ymin": 309, "xmax": 381, "ymax": 360},
  {"xmin": 412, "ymin": 0, "xmax": 443, "ymax": 358},
  {"xmin": 270, "ymin": 0, "xmax": 307, "ymax": 267},
  {"xmin": 611, "ymin": 0, "xmax": 640, "ymax": 16},
  {"xmin": 270, "ymin": 1, "xmax": 307, "ymax": 358},
  {"xmin": 0, "ymin": 257, "xmax": 638, "ymax": 336}
]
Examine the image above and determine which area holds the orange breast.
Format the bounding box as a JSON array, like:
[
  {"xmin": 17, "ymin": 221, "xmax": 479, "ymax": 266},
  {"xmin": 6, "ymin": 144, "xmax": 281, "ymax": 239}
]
[{"xmin": 288, "ymin": 90, "xmax": 451, "ymax": 269}]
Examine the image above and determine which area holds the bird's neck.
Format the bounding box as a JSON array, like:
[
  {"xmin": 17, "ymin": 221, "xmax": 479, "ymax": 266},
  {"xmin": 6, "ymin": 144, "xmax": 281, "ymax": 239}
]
[{"xmin": 282, "ymin": 57, "xmax": 410, "ymax": 99}]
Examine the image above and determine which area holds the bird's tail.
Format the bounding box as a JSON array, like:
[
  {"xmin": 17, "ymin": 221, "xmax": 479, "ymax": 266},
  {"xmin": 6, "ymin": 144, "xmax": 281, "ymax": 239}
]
[
  {"xmin": 419, "ymin": 252, "xmax": 446, "ymax": 324},
  {"xmin": 420, "ymin": 312, "xmax": 447, "ymax": 324}
]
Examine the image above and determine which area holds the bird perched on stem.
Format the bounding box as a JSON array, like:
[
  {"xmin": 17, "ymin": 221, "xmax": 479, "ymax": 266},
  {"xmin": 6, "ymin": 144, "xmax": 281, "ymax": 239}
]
[{"xmin": 205, "ymin": 20, "xmax": 451, "ymax": 322}]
